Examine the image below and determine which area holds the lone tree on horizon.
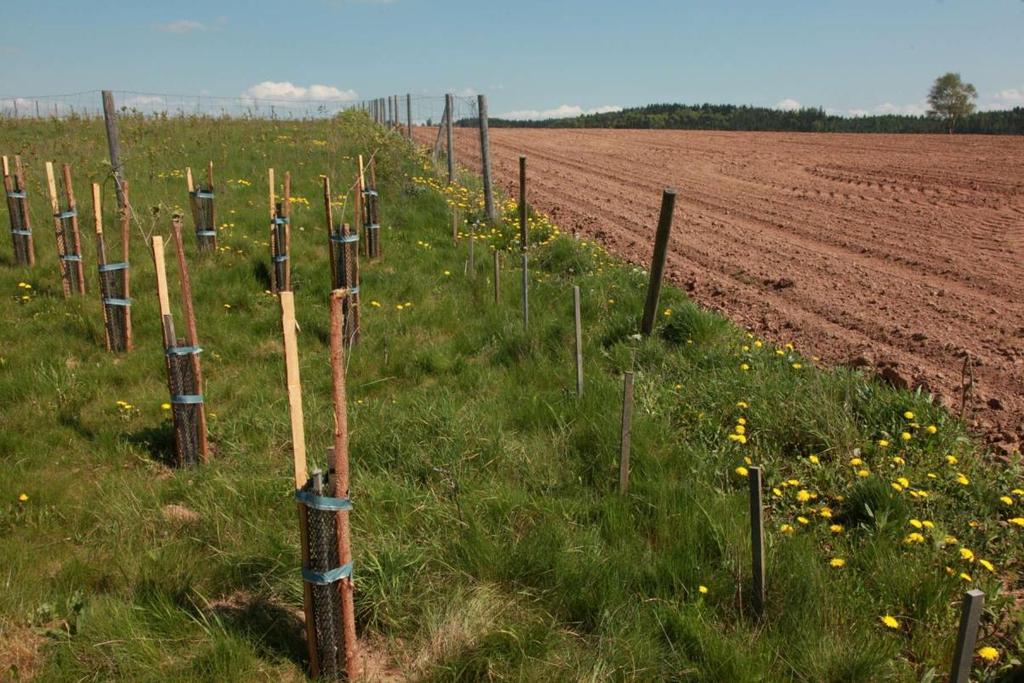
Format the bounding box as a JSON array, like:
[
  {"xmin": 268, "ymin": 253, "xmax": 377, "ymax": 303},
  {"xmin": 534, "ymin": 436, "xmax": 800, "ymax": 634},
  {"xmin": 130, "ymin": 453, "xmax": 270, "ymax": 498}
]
[{"xmin": 927, "ymin": 72, "xmax": 977, "ymax": 133}]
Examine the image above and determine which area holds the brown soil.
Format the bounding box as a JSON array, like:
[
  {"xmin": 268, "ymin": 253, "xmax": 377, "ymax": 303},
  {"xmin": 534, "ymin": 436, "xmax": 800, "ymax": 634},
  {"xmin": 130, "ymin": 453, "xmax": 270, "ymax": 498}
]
[{"xmin": 416, "ymin": 127, "xmax": 1024, "ymax": 450}]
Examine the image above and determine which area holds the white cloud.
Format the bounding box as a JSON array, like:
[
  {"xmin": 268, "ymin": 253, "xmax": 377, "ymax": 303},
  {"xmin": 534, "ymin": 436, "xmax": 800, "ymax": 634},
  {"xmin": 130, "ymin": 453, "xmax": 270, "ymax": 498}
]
[
  {"xmin": 498, "ymin": 104, "xmax": 622, "ymax": 121},
  {"xmin": 992, "ymin": 87, "xmax": 1024, "ymax": 105},
  {"xmin": 155, "ymin": 19, "xmax": 209, "ymax": 33},
  {"xmin": 123, "ymin": 95, "xmax": 166, "ymax": 109},
  {"xmin": 775, "ymin": 98, "xmax": 801, "ymax": 111},
  {"xmin": 872, "ymin": 101, "xmax": 928, "ymax": 116},
  {"xmin": 242, "ymin": 81, "xmax": 358, "ymax": 103}
]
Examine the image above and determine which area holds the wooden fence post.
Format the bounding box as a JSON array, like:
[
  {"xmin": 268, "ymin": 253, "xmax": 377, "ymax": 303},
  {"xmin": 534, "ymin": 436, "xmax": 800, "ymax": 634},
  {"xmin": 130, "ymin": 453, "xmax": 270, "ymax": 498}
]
[
  {"xmin": 950, "ymin": 589, "xmax": 985, "ymax": 683},
  {"xmin": 406, "ymin": 93, "xmax": 412, "ymax": 139},
  {"xmin": 749, "ymin": 465, "xmax": 766, "ymax": 616},
  {"xmin": 478, "ymin": 94, "xmax": 497, "ymax": 224},
  {"xmin": 101, "ymin": 91, "xmax": 126, "ymax": 209},
  {"xmin": 445, "ymin": 93, "xmax": 455, "ymax": 184},
  {"xmin": 640, "ymin": 188, "xmax": 678, "ymax": 336},
  {"xmin": 618, "ymin": 372, "xmax": 634, "ymax": 494},
  {"xmin": 519, "ymin": 156, "xmax": 529, "ymax": 330},
  {"xmin": 573, "ymin": 286, "xmax": 584, "ymax": 396}
]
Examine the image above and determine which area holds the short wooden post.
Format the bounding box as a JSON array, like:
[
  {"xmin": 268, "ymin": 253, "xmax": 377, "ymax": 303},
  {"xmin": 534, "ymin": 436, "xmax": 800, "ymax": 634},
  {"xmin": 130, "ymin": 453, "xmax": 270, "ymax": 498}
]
[
  {"xmin": 478, "ymin": 94, "xmax": 497, "ymax": 224},
  {"xmin": 101, "ymin": 90, "xmax": 126, "ymax": 209},
  {"xmin": 493, "ymin": 251, "xmax": 500, "ymax": 304},
  {"xmin": 950, "ymin": 589, "xmax": 985, "ymax": 683},
  {"xmin": 640, "ymin": 188, "xmax": 678, "ymax": 336},
  {"xmin": 519, "ymin": 156, "xmax": 529, "ymax": 330},
  {"xmin": 445, "ymin": 93, "xmax": 455, "ymax": 184},
  {"xmin": 618, "ymin": 372, "xmax": 634, "ymax": 494},
  {"xmin": 573, "ymin": 286, "xmax": 584, "ymax": 396},
  {"xmin": 749, "ymin": 465, "xmax": 766, "ymax": 616},
  {"xmin": 406, "ymin": 93, "xmax": 412, "ymax": 139},
  {"xmin": 119, "ymin": 181, "xmax": 132, "ymax": 350}
]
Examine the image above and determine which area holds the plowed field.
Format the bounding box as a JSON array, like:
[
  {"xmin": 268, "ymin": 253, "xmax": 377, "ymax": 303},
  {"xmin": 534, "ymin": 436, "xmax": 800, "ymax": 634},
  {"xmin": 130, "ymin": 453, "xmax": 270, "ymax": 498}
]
[{"xmin": 416, "ymin": 127, "xmax": 1024, "ymax": 449}]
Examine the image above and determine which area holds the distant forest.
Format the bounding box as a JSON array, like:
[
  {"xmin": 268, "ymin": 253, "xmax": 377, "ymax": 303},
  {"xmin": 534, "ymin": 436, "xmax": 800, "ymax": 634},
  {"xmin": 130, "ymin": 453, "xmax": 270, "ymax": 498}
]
[{"xmin": 458, "ymin": 103, "xmax": 1024, "ymax": 134}]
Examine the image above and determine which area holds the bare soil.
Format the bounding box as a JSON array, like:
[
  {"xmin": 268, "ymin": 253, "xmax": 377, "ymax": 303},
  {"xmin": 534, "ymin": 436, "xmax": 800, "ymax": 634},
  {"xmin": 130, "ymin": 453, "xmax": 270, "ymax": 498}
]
[{"xmin": 417, "ymin": 127, "xmax": 1024, "ymax": 450}]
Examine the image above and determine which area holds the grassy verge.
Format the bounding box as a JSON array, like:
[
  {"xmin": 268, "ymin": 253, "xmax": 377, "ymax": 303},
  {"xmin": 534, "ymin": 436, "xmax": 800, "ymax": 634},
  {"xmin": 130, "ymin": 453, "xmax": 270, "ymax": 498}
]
[{"xmin": 1, "ymin": 113, "xmax": 1021, "ymax": 681}]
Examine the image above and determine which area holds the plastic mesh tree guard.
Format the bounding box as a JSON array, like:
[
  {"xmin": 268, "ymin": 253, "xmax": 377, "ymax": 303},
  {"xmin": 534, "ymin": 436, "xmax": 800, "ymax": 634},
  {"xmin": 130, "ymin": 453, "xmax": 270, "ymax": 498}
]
[
  {"xmin": 4, "ymin": 164, "xmax": 34, "ymax": 266},
  {"xmin": 190, "ymin": 186, "xmax": 217, "ymax": 252},
  {"xmin": 362, "ymin": 187, "xmax": 380, "ymax": 259},
  {"xmin": 98, "ymin": 262, "xmax": 131, "ymax": 352},
  {"xmin": 165, "ymin": 342, "xmax": 203, "ymax": 466},
  {"xmin": 271, "ymin": 204, "xmax": 290, "ymax": 292},
  {"xmin": 56, "ymin": 209, "xmax": 85, "ymax": 294},
  {"xmin": 329, "ymin": 227, "xmax": 360, "ymax": 346}
]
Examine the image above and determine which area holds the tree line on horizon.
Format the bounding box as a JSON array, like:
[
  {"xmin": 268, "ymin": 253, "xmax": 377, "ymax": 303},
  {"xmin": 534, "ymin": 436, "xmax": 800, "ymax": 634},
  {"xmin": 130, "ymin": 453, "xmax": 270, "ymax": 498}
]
[{"xmin": 462, "ymin": 102, "xmax": 1023, "ymax": 134}]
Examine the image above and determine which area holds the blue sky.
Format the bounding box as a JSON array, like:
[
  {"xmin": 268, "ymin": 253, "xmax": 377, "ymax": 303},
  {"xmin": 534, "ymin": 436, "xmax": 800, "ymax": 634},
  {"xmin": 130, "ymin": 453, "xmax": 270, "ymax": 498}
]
[{"xmin": 1, "ymin": 0, "xmax": 1022, "ymax": 118}]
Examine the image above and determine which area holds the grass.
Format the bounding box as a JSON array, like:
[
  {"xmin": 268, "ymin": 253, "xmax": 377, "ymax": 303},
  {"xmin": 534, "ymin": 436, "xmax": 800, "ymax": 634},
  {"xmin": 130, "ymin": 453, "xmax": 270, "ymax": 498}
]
[{"xmin": 0, "ymin": 111, "xmax": 1022, "ymax": 681}]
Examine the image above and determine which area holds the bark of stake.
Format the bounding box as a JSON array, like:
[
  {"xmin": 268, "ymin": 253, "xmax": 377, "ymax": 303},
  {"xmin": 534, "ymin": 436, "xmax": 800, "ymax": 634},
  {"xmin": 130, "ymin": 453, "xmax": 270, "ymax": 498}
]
[
  {"xmin": 432, "ymin": 100, "xmax": 447, "ymax": 166},
  {"xmin": 950, "ymin": 589, "xmax": 985, "ymax": 683},
  {"xmin": 279, "ymin": 291, "xmax": 319, "ymax": 678},
  {"xmin": 749, "ymin": 465, "xmax": 766, "ymax": 616},
  {"xmin": 329, "ymin": 292, "xmax": 358, "ymax": 679},
  {"xmin": 445, "ymin": 93, "xmax": 455, "ymax": 184},
  {"xmin": 478, "ymin": 94, "xmax": 497, "ymax": 224},
  {"xmin": 618, "ymin": 372, "xmax": 634, "ymax": 495},
  {"xmin": 101, "ymin": 91, "xmax": 126, "ymax": 209},
  {"xmin": 45, "ymin": 162, "xmax": 72, "ymax": 297},
  {"xmin": 120, "ymin": 181, "xmax": 133, "ymax": 351},
  {"xmin": 65, "ymin": 165, "xmax": 85, "ymax": 293},
  {"xmin": 573, "ymin": 286, "xmax": 584, "ymax": 396},
  {"xmin": 171, "ymin": 216, "xmax": 209, "ymax": 462},
  {"xmin": 640, "ymin": 188, "xmax": 678, "ymax": 336}
]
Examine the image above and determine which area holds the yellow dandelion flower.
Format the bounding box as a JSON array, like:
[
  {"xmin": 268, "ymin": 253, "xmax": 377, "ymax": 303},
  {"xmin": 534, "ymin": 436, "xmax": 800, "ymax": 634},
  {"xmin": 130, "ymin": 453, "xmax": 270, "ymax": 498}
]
[
  {"xmin": 830, "ymin": 524, "xmax": 843, "ymax": 533},
  {"xmin": 829, "ymin": 558, "xmax": 845, "ymax": 568},
  {"xmin": 740, "ymin": 363, "xmax": 750, "ymax": 371},
  {"xmin": 796, "ymin": 490, "xmax": 811, "ymax": 503},
  {"xmin": 905, "ymin": 532, "xmax": 925, "ymax": 544},
  {"xmin": 161, "ymin": 403, "xmax": 171, "ymax": 411},
  {"xmin": 734, "ymin": 466, "xmax": 749, "ymax": 477},
  {"xmin": 959, "ymin": 548, "xmax": 975, "ymax": 562},
  {"xmin": 1008, "ymin": 517, "xmax": 1024, "ymax": 527},
  {"xmin": 370, "ymin": 300, "xmax": 381, "ymax": 307},
  {"xmin": 18, "ymin": 493, "xmax": 29, "ymax": 502},
  {"xmin": 956, "ymin": 473, "xmax": 970, "ymax": 485},
  {"xmin": 999, "ymin": 496, "xmax": 1013, "ymax": 506},
  {"xmin": 909, "ymin": 519, "xmax": 923, "ymax": 529},
  {"xmin": 946, "ymin": 455, "xmax": 958, "ymax": 465},
  {"xmin": 978, "ymin": 559, "xmax": 995, "ymax": 572},
  {"xmin": 877, "ymin": 439, "xmax": 889, "ymax": 448},
  {"xmin": 698, "ymin": 585, "xmax": 708, "ymax": 594},
  {"xmin": 850, "ymin": 457, "xmax": 864, "ymax": 466},
  {"xmin": 808, "ymin": 455, "xmax": 819, "ymax": 464},
  {"xmin": 736, "ymin": 401, "xmax": 748, "ymax": 408},
  {"xmin": 797, "ymin": 516, "xmax": 809, "ymax": 525},
  {"xmin": 926, "ymin": 425, "xmax": 937, "ymax": 434},
  {"xmin": 977, "ymin": 646, "xmax": 999, "ymax": 662},
  {"xmin": 900, "ymin": 432, "xmax": 912, "ymax": 441},
  {"xmin": 779, "ymin": 523, "xmax": 794, "ymax": 534},
  {"xmin": 903, "ymin": 411, "xmax": 915, "ymax": 419},
  {"xmin": 857, "ymin": 469, "xmax": 870, "ymax": 478},
  {"xmin": 880, "ymin": 615, "xmax": 900, "ymax": 629}
]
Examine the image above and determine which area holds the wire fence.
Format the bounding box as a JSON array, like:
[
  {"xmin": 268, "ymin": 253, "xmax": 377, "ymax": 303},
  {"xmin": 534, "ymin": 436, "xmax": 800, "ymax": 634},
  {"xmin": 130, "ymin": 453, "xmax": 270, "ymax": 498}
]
[{"xmin": 0, "ymin": 90, "xmax": 487, "ymax": 126}]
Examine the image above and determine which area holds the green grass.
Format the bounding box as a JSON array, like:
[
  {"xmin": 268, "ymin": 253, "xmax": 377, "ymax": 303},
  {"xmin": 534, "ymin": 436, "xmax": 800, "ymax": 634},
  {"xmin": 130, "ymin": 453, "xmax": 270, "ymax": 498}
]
[{"xmin": 1, "ymin": 112, "xmax": 1022, "ymax": 681}]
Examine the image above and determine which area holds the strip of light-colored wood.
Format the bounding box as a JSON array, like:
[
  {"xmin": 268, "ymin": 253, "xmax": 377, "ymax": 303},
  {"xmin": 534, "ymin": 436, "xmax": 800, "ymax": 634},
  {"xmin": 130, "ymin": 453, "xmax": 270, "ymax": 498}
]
[
  {"xmin": 186, "ymin": 167, "xmax": 194, "ymax": 193},
  {"xmin": 152, "ymin": 235, "xmax": 171, "ymax": 317},
  {"xmin": 91, "ymin": 183, "xmax": 103, "ymax": 235},
  {"xmin": 279, "ymin": 292, "xmax": 308, "ymax": 488}
]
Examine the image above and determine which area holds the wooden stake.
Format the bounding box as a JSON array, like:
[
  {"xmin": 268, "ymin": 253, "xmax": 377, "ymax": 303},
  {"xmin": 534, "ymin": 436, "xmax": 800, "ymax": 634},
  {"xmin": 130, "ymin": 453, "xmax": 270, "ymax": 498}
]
[
  {"xmin": 950, "ymin": 589, "xmax": 985, "ymax": 683},
  {"xmin": 519, "ymin": 156, "xmax": 529, "ymax": 331},
  {"xmin": 153, "ymin": 236, "xmax": 171, "ymax": 319},
  {"xmin": 13, "ymin": 156, "xmax": 35, "ymax": 265},
  {"xmin": 278, "ymin": 291, "xmax": 319, "ymax": 677},
  {"xmin": 574, "ymin": 286, "xmax": 584, "ymax": 396},
  {"xmin": 120, "ymin": 181, "xmax": 132, "ymax": 351},
  {"xmin": 406, "ymin": 93, "xmax": 412, "ymax": 139},
  {"xmin": 171, "ymin": 216, "xmax": 209, "ymax": 462},
  {"xmin": 640, "ymin": 188, "xmax": 678, "ymax": 336},
  {"xmin": 91, "ymin": 183, "xmax": 114, "ymax": 351},
  {"xmin": 749, "ymin": 465, "xmax": 766, "ymax": 616},
  {"xmin": 283, "ymin": 172, "xmax": 292, "ymax": 291},
  {"xmin": 323, "ymin": 175, "xmax": 337, "ymax": 287},
  {"xmin": 45, "ymin": 162, "xmax": 71, "ymax": 297},
  {"xmin": 329, "ymin": 291, "xmax": 358, "ymax": 679},
  {"xmin": 618, "ymin": 372, "xmax": 634, "ymax": 494},
  {"xmin": 493, "ymin": 251, "xmax": 500, "ymax": 304},
  {"xmin": 64, "ymin": 165, "xmax": 85, "ymax": 294}
]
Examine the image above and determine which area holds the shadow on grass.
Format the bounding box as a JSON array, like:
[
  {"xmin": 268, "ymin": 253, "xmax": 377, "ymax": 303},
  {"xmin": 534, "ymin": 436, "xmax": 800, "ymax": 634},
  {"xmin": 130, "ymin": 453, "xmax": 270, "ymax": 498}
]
[
  {"xmin": 252, "ymin": 260, "xmax": 272, "ymax": 291},
  {"xmin": 125, "ymin": 422, "xmax": 176, "ymax": 466},
  {"xmin": 210, "ymin": 591, "xmax": 308, "ymax": 666}
]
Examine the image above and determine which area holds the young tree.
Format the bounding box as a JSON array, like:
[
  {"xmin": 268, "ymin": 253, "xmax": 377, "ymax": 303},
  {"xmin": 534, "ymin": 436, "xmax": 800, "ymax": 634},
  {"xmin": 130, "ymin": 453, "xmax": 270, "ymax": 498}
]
[{"xmin": 927, "ymin": 72, "xmax": 977, "ymax": 133}]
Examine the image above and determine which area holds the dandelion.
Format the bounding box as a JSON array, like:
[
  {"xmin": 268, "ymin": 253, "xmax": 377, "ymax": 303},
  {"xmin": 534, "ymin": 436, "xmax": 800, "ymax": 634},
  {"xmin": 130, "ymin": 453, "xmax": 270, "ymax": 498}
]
[
  {"xmin": 905, "ymin": 532, "xmax": 925, "ymax": 544},
  {"xmin": 909, "ymin": 519, "xmax": 923, "ymax": 529},
  {"xmin": 999, "ymin": 496, "xmax": 1013, "ymax": 506},
  {"xmin": 977, "ymin": 646, "xmax": 999, "ymax": 663},
  {"xmin": 739, "ymin": 363, "xmax": 750, "ymax": 371},
  {"xmin": 734, "ymin": 466, "xmax": 749, "ymax": 477},
  {"xmin": 18, "ymin": 493, "xmax": 29, "ymax": 502},
  {"xmin": 796, "ymin": 489, "xmax": 811, "ymax": 503},
  {"xmin": 797, "ymin": 516, "xmax": 809, "ymax": 525},
  {"xmin": 880, "ymin": 615, "xmax": 900, "ymax": 629},
  {"xmin": 878, "ymin": 439, "xmax": 889, "ymax": 447},
  {"xmin": 978, "ymin": 559, "xmax": 995, "ymax": 572},
  {"xmin": 161, "ymin": 403, "xmax": 171, "ymax": 411},
  {"xmin": 922, "ymin": 520, "xmax": 934, "ymax": 529},
  {"xmin": 900, "ymin": 432, "xmax": 912, "ymax": 442},
  {"xmin": 808, "ymin": 454, "xmax": 819, "ymax": 464},
  {"xmin": 791, "ymin": 362, "xmax": 802, "ymax": 369},
  {"xmin": 443, "ymin": 270, "xmax": 451, "ymax": 276},
  {"xmin": 779, "ymin": 523, "xmax": 794, "ymax": 534},
  {"xmin": 857, "ymin": 469, "xmax": 870, "ymax": 478},
  {"xmin": 926, "ymin": 425, "xmax": 937, "ymax": 434},
  {"xmin": 829, "ymin": 558, "xmax": 845, "ymax": 568},
  {"xmin": 903, "ymin": 411, "xmax": 915, "ymax": 419},
  {"xmin": 663, "ymin": 307, "xmax": 672, "ymax": 317},
  {"xmin": 819, "ymin": 507, "xmax": 833, "ymax": 518},
  {"xmin": 728, "ymin": 434, "xmax": 747, "ymax": 444},
  {"xmin": 698, "ymin": 585, "xmax": 708, "ymax": 594},
  {"xmin": 956, "ymin": 473, "xmax": 970, "ymax": 485},
  {"xmin": 737, "ymin": 417, "xmax": 746, "ymax": 426},
  {"xmin": 736, "ymin": 401, "xmax": 748, "ymax": 409},
  {"xmin": 830, "ymin": 524, "xmax": 843, "ymax": 533},
  {"xmin": 223, "ymin": 303, "xmax": 231, "ymax": 309},
  {"xmin": 946, "ymin": 455, "xmax": 958, "ymax": 465},
  {"xmin": 850, "ymin": 457, "xmax": 863, "ymax": 466},
  {"xmin": 1008, "ymin": 517, "xmax": 1024, "ymax": 527},
  {"xmin": 959, "ymin": 548, "xmax": 975, "ymax": 562},
  {"xmin": 370, "ymin": 300, "xmax": 381, "ymax": 307},
  {"xmin": 959, "ymin": 572, "xmax": 972, "ymax": 582},
  {"xmin": 734, "ymin": 425, "xmax": 746, "ymax": 435}
]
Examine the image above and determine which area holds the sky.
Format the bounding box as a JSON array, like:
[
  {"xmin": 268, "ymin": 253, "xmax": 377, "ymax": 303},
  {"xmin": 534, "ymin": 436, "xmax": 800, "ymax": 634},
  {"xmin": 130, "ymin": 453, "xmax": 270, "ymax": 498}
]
[{"xmin": 1, "ymin": 0, "xmax": 1022, "ymax": 119}]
